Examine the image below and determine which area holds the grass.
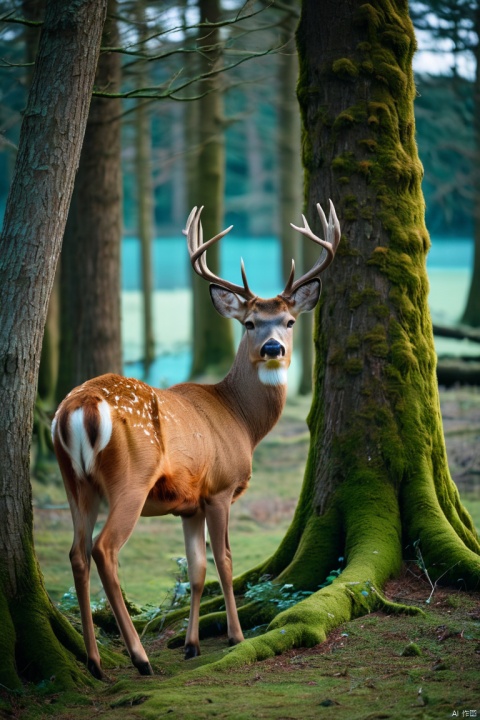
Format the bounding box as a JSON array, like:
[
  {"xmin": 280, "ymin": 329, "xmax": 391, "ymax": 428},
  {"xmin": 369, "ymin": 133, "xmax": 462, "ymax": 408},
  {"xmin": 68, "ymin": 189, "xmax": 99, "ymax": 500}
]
[{"xmin": 22, "ymin": 388, "xmax": 480, "ymax": 720}]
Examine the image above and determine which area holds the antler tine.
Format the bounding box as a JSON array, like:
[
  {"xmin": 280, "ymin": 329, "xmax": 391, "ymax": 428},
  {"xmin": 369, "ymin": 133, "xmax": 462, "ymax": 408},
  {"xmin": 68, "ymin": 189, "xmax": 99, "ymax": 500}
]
[
  {"xmin": 184, "ymin": 206, "xmax": 255, "ymax": 300},
  {"xmin": 283, "ymin": 259, "xmax": 296, "ymax": 297},
  {"xmin": 281, "ymin": 200, "xmax": 341, "ymax": 297}
]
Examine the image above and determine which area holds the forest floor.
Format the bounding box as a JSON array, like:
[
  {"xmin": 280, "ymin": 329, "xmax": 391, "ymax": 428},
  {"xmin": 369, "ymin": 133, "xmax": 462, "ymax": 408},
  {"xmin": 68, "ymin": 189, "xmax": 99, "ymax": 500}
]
[{"xmin": 6, "ymin": 386, "xmax": 480, "ymax": 720}]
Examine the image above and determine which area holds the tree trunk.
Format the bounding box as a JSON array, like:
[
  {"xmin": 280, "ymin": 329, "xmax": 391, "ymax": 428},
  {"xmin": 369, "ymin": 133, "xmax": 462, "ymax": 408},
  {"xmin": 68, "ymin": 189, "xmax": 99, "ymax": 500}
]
[
  {"xmin": 190, "ymin": 0, "xmax": 235, "ymax": 379},
  {"xmin": 278, "ymin": 4, "xmax": 302, "ymax": 286},
  {"xmin": 0, "ymin": 0, "xmax": 107, "ymax": 690},
  {"xmin": 183, "ymin": 0, "xmax": 480, "ymax": 668},
  {"xmin": 135, "ymin": 1, "xmax": 155, "ymax": 375},
  {"xmin": 461, "ymin": 3, "xmax": 480, "ymax": 327},
  {"xmin": 23, "ymin": 0, "xmax": 59, "ymax": 468},
  {"xmin": 56, "ymin": 0, "xmax": 122, "ymax": 401}
]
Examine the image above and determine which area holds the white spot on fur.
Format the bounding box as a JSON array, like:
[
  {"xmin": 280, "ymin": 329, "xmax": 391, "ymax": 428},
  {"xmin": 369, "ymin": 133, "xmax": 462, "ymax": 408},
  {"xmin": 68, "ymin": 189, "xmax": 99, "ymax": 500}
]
[{"xmin": 258, "ymin": 365, "xmax": 288, "ymax": 386}]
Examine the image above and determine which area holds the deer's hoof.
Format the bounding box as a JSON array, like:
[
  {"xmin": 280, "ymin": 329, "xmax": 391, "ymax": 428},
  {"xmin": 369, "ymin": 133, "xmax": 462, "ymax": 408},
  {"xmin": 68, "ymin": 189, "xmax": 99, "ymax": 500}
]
[
  {"xmin": 132, "ymin": 658, "xmax": 154, "ymax": 676},
  {"xmin": 87, "ymin": 658, "xmax": 109, "ymax": 681},
  {"xmin": 184, "ymin": 643, "xmax": 200, "ymax": 660},
  {"xmin": 228, "ymin": 636, "xmax": 244, "ymax": 647}
]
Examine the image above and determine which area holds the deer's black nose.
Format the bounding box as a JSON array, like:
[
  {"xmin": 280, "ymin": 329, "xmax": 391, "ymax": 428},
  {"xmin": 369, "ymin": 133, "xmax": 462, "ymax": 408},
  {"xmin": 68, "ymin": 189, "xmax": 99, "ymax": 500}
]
[{"xmin": 260, "ymin": 339, "xmax": 285, "ymax": 358}]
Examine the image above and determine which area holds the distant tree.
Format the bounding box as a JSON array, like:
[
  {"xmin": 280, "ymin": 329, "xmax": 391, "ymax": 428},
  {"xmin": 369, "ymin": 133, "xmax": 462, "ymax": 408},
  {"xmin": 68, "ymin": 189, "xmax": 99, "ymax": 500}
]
[
  {"xmin": 190, "ymin": 0, "xmax": 235, "ymax": 378},
  {"xmin": 0, "ymin": 0, "xmax": 107, "ymax": 689},
  {"xmin": 134, "ymin": 0, "xmax": 156, "ymax": 374},
  {"xmin": 56, "ymin": 0, "xmax": 122, "ymax": 401},
  {"xmin": 411, "ymin": 0, "xmax": 480, "ymax": 325},
  {"xmin": 188, "ymin": 0, "xmax": 480, "ymax": 667}
]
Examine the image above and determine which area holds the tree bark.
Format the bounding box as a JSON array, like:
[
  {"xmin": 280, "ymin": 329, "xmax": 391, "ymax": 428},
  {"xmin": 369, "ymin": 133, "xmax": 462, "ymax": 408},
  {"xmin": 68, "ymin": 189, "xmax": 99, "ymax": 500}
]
[
  {"xmin": 190, "ymin": 0, "xmax": 235, "ymax": 379},
  {"xmin": 174, "ymin": 0, "xmax": 480, "ymax": 668},
  {"xmin": 56, "ymin": 0, "xmax": 122, "ymax": 401},
  {"xmin": 0, "ymin": 0, "xmax": 107, "ymax": 690}
]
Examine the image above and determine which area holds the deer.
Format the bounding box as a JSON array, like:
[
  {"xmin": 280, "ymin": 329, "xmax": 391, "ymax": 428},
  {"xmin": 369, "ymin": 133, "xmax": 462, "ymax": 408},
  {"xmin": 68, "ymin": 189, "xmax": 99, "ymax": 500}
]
[{"xmin": 52, "ymin": 202, "xmax": 340, "ymax": 679}]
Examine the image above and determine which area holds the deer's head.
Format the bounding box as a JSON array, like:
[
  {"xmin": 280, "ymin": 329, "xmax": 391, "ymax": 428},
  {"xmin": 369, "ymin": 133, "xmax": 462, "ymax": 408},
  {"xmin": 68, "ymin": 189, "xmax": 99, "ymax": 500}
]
[{"xmin": 185, "ymin": 203, "xmax": 341, "ymax": 387}]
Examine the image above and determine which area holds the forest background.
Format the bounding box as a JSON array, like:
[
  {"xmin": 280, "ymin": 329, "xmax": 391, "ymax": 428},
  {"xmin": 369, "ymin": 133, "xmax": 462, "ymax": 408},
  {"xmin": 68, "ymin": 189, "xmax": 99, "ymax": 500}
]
[
  {"xmin": 1, "ymin": 1, "xmax": 480, "ymax": 717},
  {"xmin": 1, "ymin": 0, "xmax": 479, "ymax": 391}
]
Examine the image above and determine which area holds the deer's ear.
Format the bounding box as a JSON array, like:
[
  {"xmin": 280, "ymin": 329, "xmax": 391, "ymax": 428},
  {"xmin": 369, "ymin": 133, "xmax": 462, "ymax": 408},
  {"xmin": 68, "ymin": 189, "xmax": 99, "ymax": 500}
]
[
  {"xmin": 289, "ymin": 278, "xmax": 321, "ymax": 316},
  {"xmin": 210, "ymin": 284, "xmax": 248, "ymax": 321}
]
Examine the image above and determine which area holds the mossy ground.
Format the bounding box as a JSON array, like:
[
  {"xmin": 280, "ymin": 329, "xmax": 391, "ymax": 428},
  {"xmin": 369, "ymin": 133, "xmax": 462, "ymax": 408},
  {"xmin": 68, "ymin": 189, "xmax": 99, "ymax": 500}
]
[
  {"xmin": 6, "ymin": 569, "xmax": 479, "ymax": 720},
  {"xmin": 8, "ymin": 387, "xmax": 478, "ymax": 718}
]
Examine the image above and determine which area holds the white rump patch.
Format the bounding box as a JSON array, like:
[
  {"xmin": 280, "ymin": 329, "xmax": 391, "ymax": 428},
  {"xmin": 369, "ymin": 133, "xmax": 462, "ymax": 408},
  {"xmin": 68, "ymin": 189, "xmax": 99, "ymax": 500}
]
[
  {"xmin": 97, "ymin": 399, "xmax": 113, "ymax": 452},
  {"xmin": 51, "ymin": 416, "xmax": 57, "ymax": 443},
  {"xmin": 258, "ymin": 365, "xmax": 288, "ymax": 386},
  {"xmin": 66, "ymin": 400, "xmax": 112, "ymax": 477}
]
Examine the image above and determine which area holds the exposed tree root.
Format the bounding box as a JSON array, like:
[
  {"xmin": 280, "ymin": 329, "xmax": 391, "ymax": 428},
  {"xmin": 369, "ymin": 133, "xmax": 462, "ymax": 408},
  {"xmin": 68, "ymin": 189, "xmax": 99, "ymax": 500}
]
[
  {"xmin": 0, "ymin": 584, "xmax": 91, "ymax": 691},
  {"xmin": 162, "ymin": 472, "xmax": 477, "ymax": 666}
]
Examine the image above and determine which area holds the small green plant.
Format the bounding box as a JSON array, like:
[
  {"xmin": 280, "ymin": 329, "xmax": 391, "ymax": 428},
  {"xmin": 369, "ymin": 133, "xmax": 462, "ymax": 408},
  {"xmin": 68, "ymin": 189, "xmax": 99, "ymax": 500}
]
[
  {"xmin": 57, "ymin": 556, "xmax": 192, "ymax": 635},
  {"xmin": 245, "ymin": 561, "xmax": 345, "ymax": 611},
  {"xmin": 245, "ymin": 580, "xmax": 312, "ymax": 610},
  {"xmin": 319, "ymin": 559, "xmax": 344, "ymax": 589}
]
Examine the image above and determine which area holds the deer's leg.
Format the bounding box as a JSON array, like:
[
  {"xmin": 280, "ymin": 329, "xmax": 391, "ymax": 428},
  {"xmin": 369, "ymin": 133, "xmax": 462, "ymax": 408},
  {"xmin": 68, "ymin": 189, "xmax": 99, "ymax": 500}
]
[
  {"xmin": 182, "ymin": 510, "xmax": 207, "ymax": 659},
  {"xmin": 91, "ymin": 489, "xmax": 153, "ymax": 676},
  {"xmin": 205, "ymin": 495, "xmax": 244, "ymax": 646},
  {"xmin": 65, "ymin": 481, "xmax": 104, "ymax": 679}
]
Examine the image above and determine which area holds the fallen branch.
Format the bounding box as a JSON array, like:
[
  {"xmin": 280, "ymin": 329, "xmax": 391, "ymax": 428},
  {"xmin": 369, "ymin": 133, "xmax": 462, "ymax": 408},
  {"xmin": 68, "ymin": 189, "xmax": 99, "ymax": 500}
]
[
  {"xmin": 437, "ymin": 360, "xmax": 480, "ymax": 387},
  {"xmin": 433, "ymin": 322, "xmax": 480, "ymax": 344}
]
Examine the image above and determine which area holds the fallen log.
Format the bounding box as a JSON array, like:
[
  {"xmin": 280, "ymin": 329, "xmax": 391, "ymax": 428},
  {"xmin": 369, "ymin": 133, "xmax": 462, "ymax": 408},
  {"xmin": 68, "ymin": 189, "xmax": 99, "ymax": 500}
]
[
  {"xmin": 437, "ymin": 359, "xmax": 480, "ymax": 387},
  {"xmin": 433, "ymin": 323, "xmax": 480, "ymax": 344}
]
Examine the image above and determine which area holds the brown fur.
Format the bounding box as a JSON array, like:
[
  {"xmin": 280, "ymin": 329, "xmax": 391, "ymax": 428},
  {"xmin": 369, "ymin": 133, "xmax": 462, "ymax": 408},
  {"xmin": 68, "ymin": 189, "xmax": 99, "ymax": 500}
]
[{"xmin": 52, "ymin": 290, "xmax": 318, "ymax": 678}]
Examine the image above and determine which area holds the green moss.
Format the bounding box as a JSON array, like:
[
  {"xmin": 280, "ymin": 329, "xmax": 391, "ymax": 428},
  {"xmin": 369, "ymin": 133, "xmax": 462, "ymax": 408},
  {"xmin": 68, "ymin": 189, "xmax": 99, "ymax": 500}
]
[
  {"xmin": 332, "ymin": 58, "xmax": 359, "ymax": 79},
  {"xmin": 381, "ymin": 29, "xmax": 412, "ymax": 59},
  {"xmin": 364, "ymin": 324, "xmax": 389, "ymax": 357},
  {"xmin": 0, "ymin": 584, "xmax": 20, "ymax": 691},
  {"xmin": 361, "ymin": 60, "xmax": 374, "ymax": 73},
  {"xmin": 367, "ymin": 101, "xmax": 392, "ymax": 127},
  {"xmin": 401, "ymin": 641, "xmax": 422, "ymax": 657},
  {"xmin": 346, "ymin": 333, "xmax": 361, "ymax": 350},
  {"xmin": 345, "ymin": 358, "xmax": 363, "ymax": 375},
  {"xmin": 358, "ymin": 138, "xmax": 378, "ymax": 152},
  {"xmin": 357, "ymin": 160, "xmax": 373, "ymax": 175},
  {"xmin": 331, "ymin": 152, "xmax": 357, "ymax": 175},
  {"xmin": 357, "ymin": 41, "xmax": 372, "ymax": 52},
  {"xmin": 372, "ymin": 302, "xmax": 390, "ymax": 318},
  {"xmin": 333, "ymin": 111, "xmax": 356, "ymax": 130},
  {"xmin": 356, "ymin": 3, "xmax": 384, "ymax": 30},
  {"xmin": 348, "ymin": 286, "xmax": 380, "ymax": 310}
]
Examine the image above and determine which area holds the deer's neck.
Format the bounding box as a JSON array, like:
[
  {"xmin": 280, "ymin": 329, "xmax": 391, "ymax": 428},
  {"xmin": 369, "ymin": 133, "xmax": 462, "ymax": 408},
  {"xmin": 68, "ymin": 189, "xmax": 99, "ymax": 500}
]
[{"xmin": 216, "ymin": 335, "xmax": 287, "ymax": 448}]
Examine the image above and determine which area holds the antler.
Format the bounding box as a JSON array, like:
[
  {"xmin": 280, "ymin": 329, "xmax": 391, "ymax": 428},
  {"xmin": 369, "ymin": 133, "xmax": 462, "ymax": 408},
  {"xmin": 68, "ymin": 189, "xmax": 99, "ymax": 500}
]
[
  {"xmin": 184, "ymin": 206, "xmax": 256, "ymax": 300},
  {"xmin": 282, "ymin": 200, "xmax": 341, "ymax": 297}
]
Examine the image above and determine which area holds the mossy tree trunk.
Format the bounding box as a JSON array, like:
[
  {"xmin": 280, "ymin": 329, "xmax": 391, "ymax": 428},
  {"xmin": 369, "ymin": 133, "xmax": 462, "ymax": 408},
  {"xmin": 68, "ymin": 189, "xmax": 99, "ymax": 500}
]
[
  {"xmin": 0, "ymin": 0, "xmax": 107, "ymax": 690},
  {"xmin": 461, "ymin": 3, "xmax": 480, "ymax": 327},
  {"xmin": 56, "ymin": 0, "xmax": 122, "ymax": 401},
  {"xmin": 190, "ymin": 0, "xmax": 235, "ymax": 379},
  {"xmin": 184, "ymin": 0, "xmax": 480, "ymax": 668}
]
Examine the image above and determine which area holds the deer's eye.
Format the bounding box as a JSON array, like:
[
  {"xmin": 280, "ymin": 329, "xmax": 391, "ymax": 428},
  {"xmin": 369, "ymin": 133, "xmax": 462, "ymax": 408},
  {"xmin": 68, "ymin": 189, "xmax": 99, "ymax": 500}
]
[
  {"xmin": 287, "ymin": 319, "xmax": 295, "ymax": 328},
  {"xmin": 245, "ymin": 321, "xmax": 255, "ymax": 330}
]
